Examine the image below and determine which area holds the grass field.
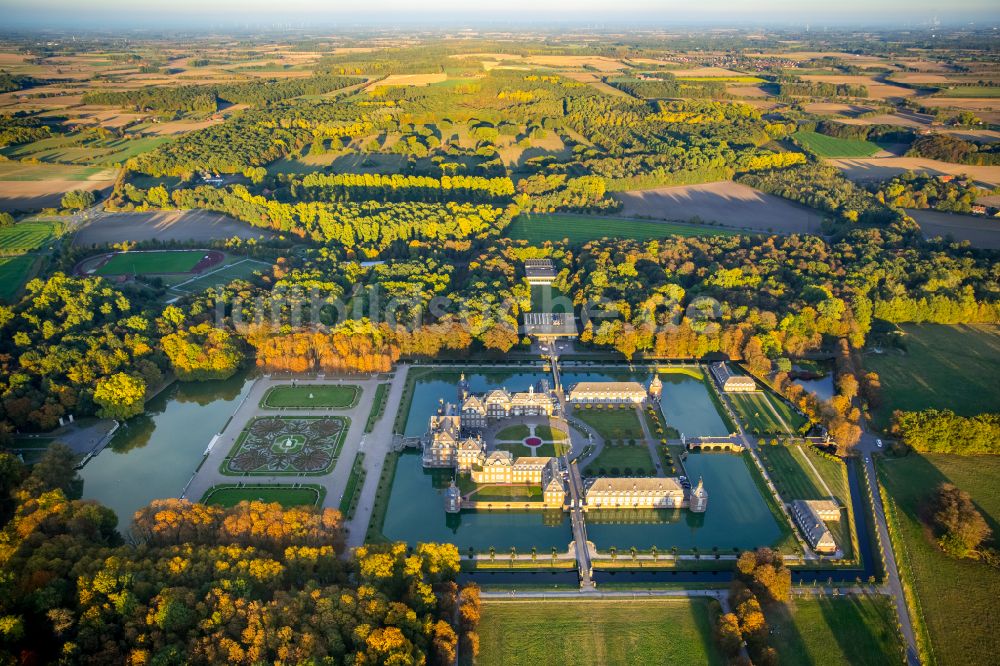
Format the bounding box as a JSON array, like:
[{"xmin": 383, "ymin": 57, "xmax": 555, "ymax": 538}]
[
  {"xmin": 260, "ymin": 384, "xmax": 360, "ymax": 409},
  {"xmin": 937, "ymin": 86, "xmax": 1000, "ymax": 98},
  {"xmin": 766, "ymin": 596, "xmax": 904, "ymax": 666},
  {"xmin": 364, "ymin": 383, "xmax": 389, "ymax": 433},
  {"xmin": 0, "ymin": 255, "xmax": 38, "ymax": 302},
  {"xmin": 96, "ymin": 250, "xmax": 206, "ymax": 276},
  {"xmin": 864, "ymin": 324, "xmax": 1000, "ymax": 429},
  {"xmin": 588, "ymin": 442, "xmax": 655, "ymax": 474},
  {"xmin": 495, "ymin": 424, "xmax": 531, "ymax": 440},
  {"xmin": 535, "ymin": 425, "xmax": 568, "ymax": 440},
  {"xmin": 200, "ymin": 484, "xmax": 325, "ymax": 507},
  {"xmin": 573, "ymin": 407, "xmax": 644, "ymax": 440},
  {"xmin": 505, "ymin": 213, "xmax": 734, "ymax": 244},
  {"xmin": 0, "ymin": 162, "xmax": 116, "ymax": 182},
  {"xmin": 879, "ymin": 453, "xmax": 1000, "ymax": 665},
  {"xmin": 473, "ymin": 599, "xmax": 723, "ymax": 666},
  {"xmin": 792, "ymin": 130, "xmax": 881, "ymax": 158},
  {"xmin": 0, "ymin": 220, "xmax": 59, "ymax": 255},
  {"xmin": 169, "ymin": 258, "xmax": 269, "ymax": 293},
  {"xmin": 0, "ymin": 134, "xmax": 171, "ymax": 165},
  {"xmin": 729, "ymin": 391, "xmax": 808, "ymax": 435},
  {"xmin": 496, "ymin": 441, "xmax": 569, "ymax": 458}
]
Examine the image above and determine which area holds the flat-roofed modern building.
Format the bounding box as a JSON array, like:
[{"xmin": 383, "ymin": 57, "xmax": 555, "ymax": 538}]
[
  {"xmin": 524, "ymin": 258, "xmax": 557, "ymax": 285},
  {"xmin": 523, "ymin": 312, "xmax": 578, "ymax": 339}
]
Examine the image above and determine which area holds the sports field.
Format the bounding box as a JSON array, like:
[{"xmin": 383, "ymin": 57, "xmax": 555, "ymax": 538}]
[
  {"xmin": 260, "ymin": 384, "xmax": 360, "ymax": 409},
  {"xmin": 792, "ymin": 130, "xmax": 881, "ymax": 158},
  {"xmin": 766, "ymin": 596, "xmax": 904, "ymax": 666},
  {"xmin": 729, "ymin": 391, "xmax": 808, "ymax": 435},
  {"xmin": 200, "ymin": 484, "xmax": 325, "ymax": 507},
  {"xmin": 505, "ymin": 213, "xmax": 735, "ymax": 244},
  {"xmin": 0, "ymin": 255, "xmax": 36, "ymax": 301},
  {"xmin": 474, "ymin": 599, "xmax": 724, "ymax": 666},
  {"xmin": 879, "ymin": 453, "xmax": 1000, "ymax": 665},
  {"xmin": 168, "ymin": 257, "xmax": 269, "ymax": 293},
  {"xmin": 95, "ymin": 250, "xmax": 206, "ymax": 276},
  {"xmin": 865, "ymin": 324, "xmax": 1000, "ymax": 428},
  {"xmin": 0, "ymin": 220, "xmax": 59, "ymax": 255}
]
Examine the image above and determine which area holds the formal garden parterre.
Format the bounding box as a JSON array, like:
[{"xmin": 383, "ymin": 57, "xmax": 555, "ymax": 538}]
[{"xmin": 221, "ymin": 415, "xmax": 349, "ymax": 475}]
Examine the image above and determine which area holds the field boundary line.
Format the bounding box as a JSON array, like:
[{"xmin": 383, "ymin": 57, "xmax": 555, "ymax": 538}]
[{"xmin": 170, "ymin": 257, "xmax": 253, "ymax": 291}]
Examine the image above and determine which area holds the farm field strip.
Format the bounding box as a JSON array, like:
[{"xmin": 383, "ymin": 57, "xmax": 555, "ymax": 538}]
[
  {"xmin": 0, "ymin": 220, "xmax": 59, "ymax": 255},
  {"xmin": 505, "ymin": 213, "xmax": 735, "ymax": 243},
  {"xmin": 792, "ymin": 130, "xmax": 881, "ymax": 158}
]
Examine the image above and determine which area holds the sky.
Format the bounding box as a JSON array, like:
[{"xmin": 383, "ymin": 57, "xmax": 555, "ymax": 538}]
[{"xmin": 0, "ymin": 0, "xmax": 997, "ymax": 29}]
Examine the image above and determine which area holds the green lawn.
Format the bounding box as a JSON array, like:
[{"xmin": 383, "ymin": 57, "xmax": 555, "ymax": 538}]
[
  {"xmin": 792, "ymin": 130, "xmax": 881, "ymax": 158},
  {"xmin": 505, "ymin": 213, "xmax": 735, "ymax": 244},
  {"xmin": 573, "ymin": 406, "xmax": 644, "ymax": 440},
  {"xmin": 530, "ymin": 283, "xmax": 572, "ymax": 314},
  {"xmin": 96, "ymin": 250, "xmax": 206, "ymax": 276},
  {"xmin": 879, "ymin": 453, "xmax": 1000, "ymax": 665},
  {"xmin": 729, "ymin": 391, "xmax": 807, "ymax": 436},
  {"xmin": 0, "ymin": 220, "xmax": 59, "ymax": 255},
  {"xmin": 495, "ymin": 424, "xmax": 531, "ymax": 440},
  {"xmin": 474, "ymin": 599, "xmax": 724, "ymax": 666},
  {"xmin": 169, "ymin": 257, "xmax": 269, "ymax": 293},
  {"xmin": 200, "ymin": 484, "xmax": 325, "ymax": 507},
  {"xmin": 0, "ymin": 162, "xmax": 116, "ymax": 181},
  {"xmin": 865, "ymin": 324, "xmax": 1000, "ymax": 429},
  {"xmin": 766, "ymin": 596, "xmax": 904, "ymax": 666},
  {"xmin": 588, "ymin": 442, "xmax": 655, "ymax": 475},
  {"xmin": 364, "ymin": 383, "xmax": 389, "ymax": 433},
  {"xmin": 0, "ymin": 134, "xmax": 171, "ymax": 165},
  {"xmin": 535, "ymin": 425, "xmax": 568, "ymax": 440},
  {"xmin": 260, "ymin": 384, "xmax": 360, "ymax": 409},
  {"xmin": 339, "ymin": 452, "xmax": 366, "ymax": 516},
  {"xmin": 496, "ymin": 441, "xmax": 569, "ymax": 458},
  {"xmin": 936, "ymin": 86, "xmax": 1000, "ymax": 98},
  {"xmin": 0, "ymin": 255, "xmax": 37, "ymax": 302}
]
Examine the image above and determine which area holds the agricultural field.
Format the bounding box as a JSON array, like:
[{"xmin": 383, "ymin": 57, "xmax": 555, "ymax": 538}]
[
  {"xmin": 473, "ymin": 599, "xmax": 724, "ymax": 666},
  {"xmin": 505, "ymin": 213, "xmax": 734, "ymax": 244},
  {"xmin": 830, "ymin": 156, "xmax": 1000, "ymax": 188},
  {"xmin": 200, "ymin": 484, "xmax": 325, "ymax": 508},
  {"xmin": 792, "ymin": 130, "xmax": 881, "ymax": 158},
  {"xmin": 879, "ymin": 453, "xmax": 1000, "ymax": 666},
  {"xmin": 936, "ymin": 86, "xmax": 1000, "ymax": 98},
  {"xmin": 864, "ymin": 324, "xmax": 1000, "ymax": 428},
  {"xmin": 72, "ymin": 209, "xmax": 274, "ymax": 245},
  {"xmin": 0, "ymin": 255, "xmax": 38, "ymax": 301},
  {"xmin": 905, "ymin": 209, "xmax": 1000, "ymax": 250},
  {"xmin": 612, "ymin": 181, "xmax": 823, "ymax": 234},
  {"xmin": 0, "ymin": 220, "xmax": 60, "ymax": 255},
  {"xmin": 260, "ymin": 384, "xmax": 360, "ymax": 409},
  {"xmin": 765, "ymin": 596, "xmax": 904, "ymax": 666},
  {"xmin": 728, "ymin": 391, "xmax": 808, "ymax": 436},
  {"xmin": 0, "ymin": 134, "xmax": 171, "ymax": 166},
  {"xmin": 94, "ymin": 249, "xmax": 207, "ymax": 276},
  {"xmin": 0, "ymin": 163, "xmax": 117, "ymax": 211}
]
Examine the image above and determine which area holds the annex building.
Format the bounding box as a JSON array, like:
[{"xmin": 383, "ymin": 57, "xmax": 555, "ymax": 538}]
[
  {"xmin": 584, "ymin": 476, "xmax": 708, "ymax": 512},
  {"xmin": 710, "ymin": 362, "xmax": 757, "ymax": 392},
  {"xmin": 790, "ymin": 499, "xmax": 840, "ymax": 554}
]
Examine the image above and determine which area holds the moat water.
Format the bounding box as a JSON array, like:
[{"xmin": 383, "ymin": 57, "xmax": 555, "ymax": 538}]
[
  {"xmin": 381, "ymin": 450, "xmax": 575, "ymax": 552},
  {"xmin": 80, "ymin": 369, "xmax": 254, "ymax": 525},
  {"xmin": 560, "ymin": 367, "xmax": 731, "ymax": 438}
]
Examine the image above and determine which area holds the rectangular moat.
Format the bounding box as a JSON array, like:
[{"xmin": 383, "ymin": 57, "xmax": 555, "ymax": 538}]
[{"xmin": 377, "ymin": 364, "xmax": 788, "ymax": 554}]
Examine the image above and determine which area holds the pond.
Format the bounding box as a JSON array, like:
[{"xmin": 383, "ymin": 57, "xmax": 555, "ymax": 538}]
[
  {"xmin": 80, "ymin": 370, "xmax": 254, "ymax": 525},
  {"xmin": 560, "ymin": 367, "xmax": 731, "ymax": 438},
  {"xmin": 402, "ymin": 368, "xmax": 550, "ymax": 437},
  {"xmin": 380, "ymin": 451, "xmax": 574, "ymax": 552},
  {"xmin": 791, "ymin": 362, "xmax": 835, "ymax": 402},
  {"xmin": 584, "ymin": 452, "xmax": 782, "ymax": 552}
]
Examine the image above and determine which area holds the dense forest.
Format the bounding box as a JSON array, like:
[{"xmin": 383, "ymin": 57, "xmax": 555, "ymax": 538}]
[{"xmin": 0, "ymin": 446, "xmax": 479, "ymax": 664}]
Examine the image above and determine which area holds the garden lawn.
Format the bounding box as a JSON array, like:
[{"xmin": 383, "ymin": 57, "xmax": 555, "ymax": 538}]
[
  {"xmin": 96, "ymin": 250, "xmax": 205, "ymax": 275},
  {"xmin": 792, "ymin": 130, "xmax": 881, "ymax": 158},
  {"xmin": 589, "ymin": 442, "xmax": 655, "ymax": 475},
  {"xmin": 474, "ymin": 599, "xmax": 723, "ymax": 666},
  {"xmin": 535, "ymin": 425, "xmax": 568, "ymax": 440},
  {"xmin": 494, "ymin": 424, "xmax": 530, "ymax": 440},
  {"xmin": 574, "ymin": 407, "xmax": 644, "ymax": 440},
  {"xmin": 864, "ymin": 324, "xmax": 1000, "ymax": 429},
  {"xmin": 729, "ymin": 391, "xmax": 806, "ymax": 435},
  {"xmin": 0, "ymin": 255, "xmax": 37, "ymax": 301},
  {"xmin": 766, "ymin": 596, "xmax": 904, "ymax": 666},
  {"xmin": 496, "ymin": 442, "xmax": 569, "ymax": 458},
  {"xmin": 879, "ymin": 452, "xmax": 1000, "ymax": 665},
  {"xmin": 201, "ymin": 484, "xmax": 324, "ymax": 507},
  {"xmin": 505, "ymin": 213, "xmax": 734, "ymax": 244},
  {"xmin": 261, "ymin": 384, "xmax": 360, "ymax": 409},
  {"xmin": 0, "ymin": 220, "xmax": 58, "ymax": 255}
]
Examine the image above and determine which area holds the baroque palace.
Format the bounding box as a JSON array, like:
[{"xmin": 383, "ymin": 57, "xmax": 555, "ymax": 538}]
[{"xmin": 421, "ymin": 376, "xmax": 708, "ymax": 515}]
